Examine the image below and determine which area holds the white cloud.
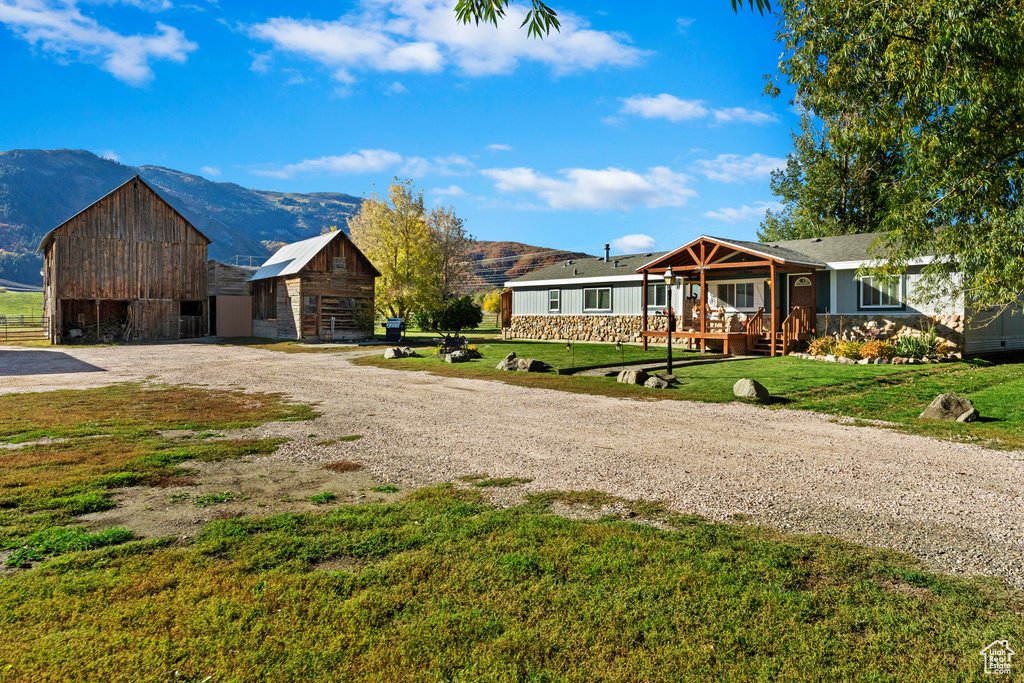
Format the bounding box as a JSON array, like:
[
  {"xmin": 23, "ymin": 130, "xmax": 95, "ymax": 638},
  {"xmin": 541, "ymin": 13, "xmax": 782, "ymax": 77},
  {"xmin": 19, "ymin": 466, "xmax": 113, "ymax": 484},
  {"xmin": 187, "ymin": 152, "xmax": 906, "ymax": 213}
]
[
  {"xmin": 0, "ymin": 0, "xmax": 197, "ymax": 85},
  {"xmin": 481, "ymin": 166, "xmax": 696, "ymax": 210},
  {"xmin": 250, "ymin": 51, "xmax": 272, "ymax": 73},
  {"xmin": 99, "ymin": 149, "xmax": 120, "ymax": 162},
  {"xmin": 384, "ymin": 80, "xmax": 408, "ymax": 95},
  {"xmin": 255, "ymin": 149, "xmax": 404, "ymax": 178},
  {"xmin": 620, "ymin": 94, "xmax": 708, "ymax": 123},
  {"xmin": 256, "ymin": 149, "xmax": 474, "ymax": 179},
  {"xmin": 486, "ymin": 143, "xmax": 512, "ymax": 152},
  {"xmin": 676, "ymin": 17, "xmax": 694, "ymax": 33},
  {"xmin": 618, "ymin": 94, "xmax": 778, "ymax": 126},
  {"xmin": 702, "ymin": 201, "xmax": 783, "ymax": 223},
  {"xmin": 712, "ymin": 107, "xmax": 777, "ymax": 124},
  {"xmin": 431, "ymin": 184, "xmax": 466, "ymax": 197},
  {"xmin": 611, "ymin": 234, "xmax": 655, "ymax": 253},
  {"xmin": 249, "ymin": 0, "xmax": 645, "ymax": 82},
  {"xmin": 693, "ymin": 153, "xmax": 786, "ymax": 183},
  {"xmin": 200, "ymin": 165, "xmax": 221, "ymax": 177}
]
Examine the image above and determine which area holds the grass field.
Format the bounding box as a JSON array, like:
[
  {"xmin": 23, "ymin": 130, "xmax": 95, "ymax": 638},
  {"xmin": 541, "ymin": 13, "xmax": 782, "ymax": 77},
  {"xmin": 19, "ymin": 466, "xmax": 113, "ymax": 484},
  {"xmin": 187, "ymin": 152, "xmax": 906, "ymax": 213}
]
[
  {"xmin": 0, "ymin": 291, "xmax": 43, "ymax": 316},
  {"xmin": 0, "ymin": 383, "xmax": 1021, "ymax": 681},
  {"xmin": 357, "ymin": 346, "xmax": 1024, "ymax": 450}
]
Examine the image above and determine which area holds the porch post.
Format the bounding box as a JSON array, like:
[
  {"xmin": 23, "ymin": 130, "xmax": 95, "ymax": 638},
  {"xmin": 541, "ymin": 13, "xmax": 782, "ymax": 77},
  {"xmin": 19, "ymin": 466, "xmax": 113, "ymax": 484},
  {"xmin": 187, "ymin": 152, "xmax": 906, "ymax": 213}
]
[
  {"xmin": 770, "ymin": 262, "xmax": 777, "ymax": 357},
  {"xmin": 699, "ymin": 242, "xmax": 707, "ymax": 353},
  {"xmin": 641, "ymin": 270, "xmax": 649, "ymax": 350},
  {"xmin": 810, "ymin": 269, "xmax": 818, "ymax": 334}
]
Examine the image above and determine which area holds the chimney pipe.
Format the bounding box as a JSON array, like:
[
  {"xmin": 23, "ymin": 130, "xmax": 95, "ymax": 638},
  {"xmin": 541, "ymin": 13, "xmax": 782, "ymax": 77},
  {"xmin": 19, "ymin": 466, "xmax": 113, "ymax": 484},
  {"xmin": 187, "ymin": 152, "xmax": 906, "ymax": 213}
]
[{"xmin": 604, "ymin": 244, "xmax": 610, "ymax": 261}]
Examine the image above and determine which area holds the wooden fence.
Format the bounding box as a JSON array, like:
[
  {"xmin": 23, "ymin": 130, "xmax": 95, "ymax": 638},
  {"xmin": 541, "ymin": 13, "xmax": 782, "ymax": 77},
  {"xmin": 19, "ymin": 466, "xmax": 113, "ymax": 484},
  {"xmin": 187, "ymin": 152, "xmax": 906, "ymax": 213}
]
[{"xmin": 0, "ymin": 316, "xmax": 50, "ymax": 342}]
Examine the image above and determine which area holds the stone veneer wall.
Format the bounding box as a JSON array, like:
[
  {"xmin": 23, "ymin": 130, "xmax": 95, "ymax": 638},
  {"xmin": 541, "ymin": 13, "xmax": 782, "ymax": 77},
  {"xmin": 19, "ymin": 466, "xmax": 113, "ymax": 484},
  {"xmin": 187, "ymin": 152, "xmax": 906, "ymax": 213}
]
[
  {"xmin": 507, "ymin": 315, "xmax": 690, "ymax": 344},
  {"xmin": 817, "ymin": 313, "xmax": 965, "ymax": 352}
]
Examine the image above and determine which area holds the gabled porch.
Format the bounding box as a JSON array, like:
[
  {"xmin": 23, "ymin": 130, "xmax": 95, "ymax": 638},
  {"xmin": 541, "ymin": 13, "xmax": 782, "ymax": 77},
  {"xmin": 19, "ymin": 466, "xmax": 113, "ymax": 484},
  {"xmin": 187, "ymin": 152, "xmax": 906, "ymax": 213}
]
[{"xmin": 637, "ymin": 236, "xmax": 826, "ymax": 356}]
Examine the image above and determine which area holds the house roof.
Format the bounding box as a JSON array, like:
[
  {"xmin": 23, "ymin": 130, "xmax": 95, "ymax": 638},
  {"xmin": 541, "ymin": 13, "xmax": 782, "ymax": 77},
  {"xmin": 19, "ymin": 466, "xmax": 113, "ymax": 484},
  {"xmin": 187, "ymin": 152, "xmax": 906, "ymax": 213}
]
[
  {"xmin": 507, "ymin": 232, "xmax": 903, "ymax": 287},
  {"xmin": 247, "ymin": 230, "xmax": 345, "ymax": 281},
  {"xmin": 36, "ymin": 174, "xmax": 210, "ymax": 253},
  {"xmin": 505, "ymin": 251, "xmax": 668, "ymax": 284}
]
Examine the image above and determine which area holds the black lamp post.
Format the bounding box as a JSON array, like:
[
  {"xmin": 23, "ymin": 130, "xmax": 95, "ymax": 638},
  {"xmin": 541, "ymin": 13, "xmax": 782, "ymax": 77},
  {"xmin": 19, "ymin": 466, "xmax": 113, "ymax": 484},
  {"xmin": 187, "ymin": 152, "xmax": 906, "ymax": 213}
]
[{"xmin": 664, "ymin": 266, "xmax": 677, "ymax": 375}]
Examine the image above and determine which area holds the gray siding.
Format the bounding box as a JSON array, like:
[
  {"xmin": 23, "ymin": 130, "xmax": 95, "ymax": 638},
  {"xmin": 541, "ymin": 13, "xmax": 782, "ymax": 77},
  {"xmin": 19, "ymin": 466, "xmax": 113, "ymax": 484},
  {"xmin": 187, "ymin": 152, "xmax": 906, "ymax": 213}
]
[
  {"xmin": 829, "ymin": 266, "xmax": 961, "ymax": 317},
  {"xmin": 966, "ymin": 306, "xmax": 1024, "ymax": 355},
  {"xmin": 512, "ymin": 282, "xmax": 643, "ymax": 315}
]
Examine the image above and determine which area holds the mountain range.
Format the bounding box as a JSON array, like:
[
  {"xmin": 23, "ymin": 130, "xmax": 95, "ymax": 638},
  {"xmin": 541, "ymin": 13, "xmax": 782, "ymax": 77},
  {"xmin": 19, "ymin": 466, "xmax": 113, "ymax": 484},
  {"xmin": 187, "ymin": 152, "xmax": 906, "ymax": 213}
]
[{"xmin": 0, "ymin": 149, "xmax": 590, "ymax": 288}]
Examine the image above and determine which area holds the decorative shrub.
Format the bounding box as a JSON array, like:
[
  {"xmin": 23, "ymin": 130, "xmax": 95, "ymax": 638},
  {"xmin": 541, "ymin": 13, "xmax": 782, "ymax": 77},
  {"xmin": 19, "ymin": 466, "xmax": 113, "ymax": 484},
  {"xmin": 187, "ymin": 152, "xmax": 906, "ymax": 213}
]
[
  {"xmin": 834, "ymin": 339, "xmax": 863, "ymax": 360},
  {"xmin": 859, "ymin": 339, "xmax": 895, "ymax": 360},
  {"xmin": 807, "ymin": 336, "xmax": 837, "ymax": 356},
  {"xmin": 894, "ymin": 329, "xmax": 944, "ymax": 359}
]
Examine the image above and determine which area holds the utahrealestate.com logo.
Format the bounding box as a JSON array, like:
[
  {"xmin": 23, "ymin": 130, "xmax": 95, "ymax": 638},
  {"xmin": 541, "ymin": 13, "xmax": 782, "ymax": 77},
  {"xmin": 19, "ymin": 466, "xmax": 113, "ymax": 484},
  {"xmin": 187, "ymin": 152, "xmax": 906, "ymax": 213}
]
[{"xmin": 981, "ymin": 640, "xmax": 1014, "ymax": 675}]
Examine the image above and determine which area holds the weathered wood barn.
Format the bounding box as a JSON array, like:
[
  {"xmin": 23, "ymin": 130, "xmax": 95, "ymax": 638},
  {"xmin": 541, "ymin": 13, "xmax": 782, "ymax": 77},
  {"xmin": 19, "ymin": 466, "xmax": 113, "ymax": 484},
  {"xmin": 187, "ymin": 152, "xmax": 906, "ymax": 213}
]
[
  {"xmin": 248, "ymin": 230, "xmax": 379, "ymax": 342},
  {"xmin": 37, "ymin": 175, "xmax": 211, "ymax": 343},
  {"xmin": 206, "ymin": 260, "xmax": 255, "ymax": 337}
]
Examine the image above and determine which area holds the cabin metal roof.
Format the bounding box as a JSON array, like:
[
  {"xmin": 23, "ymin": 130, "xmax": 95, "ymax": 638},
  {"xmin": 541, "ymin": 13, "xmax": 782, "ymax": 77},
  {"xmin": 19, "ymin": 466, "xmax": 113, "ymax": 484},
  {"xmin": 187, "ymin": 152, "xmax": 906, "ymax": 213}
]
[{"xmin": 247, "ymin": 230, "xmax": 344, "ymax": 281}]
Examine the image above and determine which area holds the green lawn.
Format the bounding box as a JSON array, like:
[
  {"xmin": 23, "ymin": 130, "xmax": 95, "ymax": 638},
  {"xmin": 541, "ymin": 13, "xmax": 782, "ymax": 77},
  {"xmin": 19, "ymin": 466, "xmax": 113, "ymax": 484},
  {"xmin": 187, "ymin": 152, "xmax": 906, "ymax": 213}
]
[
  {"xmin": 0, "ymin": 484, "xmax": 1020, "ymax": 681},
  {"xmin": 358, "ymin": 347, "xmax": 1024, "ymax": 450},
  {"xmin": 0, "ymin": 291, "xmax": 43, "ymax": 316}
]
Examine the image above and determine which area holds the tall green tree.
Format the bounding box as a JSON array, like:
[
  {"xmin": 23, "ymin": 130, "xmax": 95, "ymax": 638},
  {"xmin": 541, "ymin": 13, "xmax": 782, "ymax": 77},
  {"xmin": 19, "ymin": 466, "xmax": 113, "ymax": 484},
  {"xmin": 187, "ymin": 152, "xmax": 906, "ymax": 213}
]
[
  {"xmin": 769, "ymin": 0, "xmax": 1024, "ymax": 311},
  {"xmin": 759, "ymin": 113, "xmax": 900, "ymax": 241},
  {"xmin": 426, "ymin": 204, "xmax": 473, "ymax": 306}
]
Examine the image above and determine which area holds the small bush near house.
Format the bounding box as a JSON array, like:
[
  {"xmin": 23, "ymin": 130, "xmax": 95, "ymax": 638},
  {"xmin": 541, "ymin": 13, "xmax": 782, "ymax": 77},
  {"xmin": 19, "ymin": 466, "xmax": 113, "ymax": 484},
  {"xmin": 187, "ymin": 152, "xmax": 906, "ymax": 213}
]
[
  {"xmin": 894, "ymin": 329, "xmax": 944, "ymax": 359},
  {"xmin": 807, "ymin": 336, "xmax": 837, "ymax": 356},
  {"xmin": 859, "ymin": 339, "xmax": 895, "ymax": 360},
  {"xmin": 834, "ymin": 339, "xmax": 863, "ymax": 360}
]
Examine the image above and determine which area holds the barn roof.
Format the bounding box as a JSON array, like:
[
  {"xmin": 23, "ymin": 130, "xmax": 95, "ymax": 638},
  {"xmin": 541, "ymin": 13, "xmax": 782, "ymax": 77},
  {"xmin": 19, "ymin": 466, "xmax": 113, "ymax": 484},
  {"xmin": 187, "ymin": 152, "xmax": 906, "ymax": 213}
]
[
  {"xmin": 36, "ymin": 175, "xmax": 211, "ymax": 253},
  {"xmin": 247, "ymin": 230, "xmax": 383, "ymax": 281}
]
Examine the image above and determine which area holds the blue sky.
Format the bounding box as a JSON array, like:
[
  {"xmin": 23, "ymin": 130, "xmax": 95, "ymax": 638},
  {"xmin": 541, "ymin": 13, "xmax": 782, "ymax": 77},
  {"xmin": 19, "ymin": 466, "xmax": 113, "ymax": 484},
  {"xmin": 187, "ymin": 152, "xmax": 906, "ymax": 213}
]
[{"xmin": 0, "ymin": 0, "xmax": 797, "ymax": 256}]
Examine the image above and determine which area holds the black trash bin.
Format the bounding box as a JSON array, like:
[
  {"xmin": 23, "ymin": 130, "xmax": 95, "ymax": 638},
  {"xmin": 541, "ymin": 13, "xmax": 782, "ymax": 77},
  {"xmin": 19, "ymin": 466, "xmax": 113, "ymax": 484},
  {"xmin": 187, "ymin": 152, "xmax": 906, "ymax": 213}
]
[{"xmin": 384, "ymin": 318, "xmax": 405, "ymax": 343}]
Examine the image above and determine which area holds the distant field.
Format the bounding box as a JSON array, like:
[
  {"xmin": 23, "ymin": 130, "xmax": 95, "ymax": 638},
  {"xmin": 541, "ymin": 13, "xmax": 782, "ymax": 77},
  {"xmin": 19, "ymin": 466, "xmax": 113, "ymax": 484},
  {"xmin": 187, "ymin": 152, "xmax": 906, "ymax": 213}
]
[{"xmin": 0, "ymin": 291, "xmax": 43, "ymax": 316}]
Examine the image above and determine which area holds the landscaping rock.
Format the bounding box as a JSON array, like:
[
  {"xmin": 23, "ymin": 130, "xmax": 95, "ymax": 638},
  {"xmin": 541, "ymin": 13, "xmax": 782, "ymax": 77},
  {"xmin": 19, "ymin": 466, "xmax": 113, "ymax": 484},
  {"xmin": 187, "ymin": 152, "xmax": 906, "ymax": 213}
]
[
  {"xmin": 857, "ymin": 358, "xmax": 871, "ymax": 365},
  {"xmin": 824, "ymin": 355, "xmax": 837, "ymax": 362},
  {"xmin": 874, "ymin": 358, "xmax": 889, "ymax": 365},
  {"xmin": 644, "ymin": 376, "xmax": 673, "ymax": 389},
  {"xmin": 495, "ymin": 352, "xmax": 518, "ymax": 371},
  {"xmin": 616, "ymin": 369, "xmax": 650, "ymax": 385},
  {"xmin": 401, "ymin": 347, "xmax": 418, "ymax": 358},
  {"xmin": 516, "ymin": 358, "xmax": 550, "ymax": 373},
  {"xmin": 383, "ymin": 347, "xmax": 405, "ymax": 359},
  {"xmin": 919, "ymin": 393, "xmax": 978, "ymax": 422},
  {"xmin": 837, "ymin": 357, "xmax": 856, "ymax": 364},
  {"xmin": 446, "ymin": 350, "xmax": 470, "ymax": 363},
  {"xmin": 733, "ymin": 378, "xmax": 769, "ymax": 403}
]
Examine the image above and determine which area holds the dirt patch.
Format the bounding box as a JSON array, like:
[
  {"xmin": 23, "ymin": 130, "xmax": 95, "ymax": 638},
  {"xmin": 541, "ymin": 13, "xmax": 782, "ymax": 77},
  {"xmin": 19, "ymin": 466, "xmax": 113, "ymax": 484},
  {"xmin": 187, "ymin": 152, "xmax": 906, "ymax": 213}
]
[
  {"xmin": 79, "ymin": 454, "xmax": 403, "ymax": 541},
  {"xmin": 315, "ymin": 556, "xmax": 368, "ymax": 572}
]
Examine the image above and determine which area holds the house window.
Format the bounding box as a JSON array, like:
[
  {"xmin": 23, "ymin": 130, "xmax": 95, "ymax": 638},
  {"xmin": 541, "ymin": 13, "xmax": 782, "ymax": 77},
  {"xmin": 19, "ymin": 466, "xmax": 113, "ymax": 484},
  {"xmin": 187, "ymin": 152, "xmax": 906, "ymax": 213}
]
[
  {"xmin": 717, "ymin": 283, "xmax": 754, "ymax": 309},
  {"xmin": 303, "ymin": 295, "xmax": 318, "ymax": 315},
  {"xmin": 646, "ymin": 283, "xmax": 667, "ymax": 309},
  {"xmin": 333, "ymin": 257, "xmax": 347, "ymax": 272},
  {"xmin": 583, "ymin": 287, "xmax": 612, "ymax": 312},
  {"xmin": 861, "ymin": 276, "xmax": 903, "ymax": 308},
  {"xmin": 548, "ymin": 289, "xmax": 561, "ymax": 312}
]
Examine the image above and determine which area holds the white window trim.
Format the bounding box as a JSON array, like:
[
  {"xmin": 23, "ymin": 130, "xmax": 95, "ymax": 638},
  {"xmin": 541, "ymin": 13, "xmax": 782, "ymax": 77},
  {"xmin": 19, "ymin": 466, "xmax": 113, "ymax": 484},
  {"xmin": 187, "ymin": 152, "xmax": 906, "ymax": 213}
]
[
  {"xmin": 708, "ymin": 279, "xmax": 762, "ymax": 313},
  {"xmin": 583, "ymin": 287, "xmax": 612, "ymax": 312},
  {"xmin": 646, "ymin": 283, "xmax": 668, "ymax": 310},
  {"xmin": 548, "ymin": 288, "xmax": 561, "ymax": 313},
  {"xmin": 859, "ymin": 275, "xmax": 904, "ymax": 309}
]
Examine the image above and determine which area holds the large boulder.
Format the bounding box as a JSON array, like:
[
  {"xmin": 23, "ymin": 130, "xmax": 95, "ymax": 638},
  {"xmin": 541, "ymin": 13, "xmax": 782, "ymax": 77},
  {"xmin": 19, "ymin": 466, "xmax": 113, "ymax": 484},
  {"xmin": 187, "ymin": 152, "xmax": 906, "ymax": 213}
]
[
  {"xmin": 733, "ymin": 378, "xmax": 770, "ymax": 403},
  {"xmin": 495, "ymin": 352, "xmax": 518, "ymax": 371},
  {"xmin": 920, "ymin": 393, "xmax": 978, "ymax": 422},
  {"xmin": 644, "ymin": 375, "xmax": 673, "ymax": 389},
  {"xmin": 383, "ymin": 347, "xmax": 405, "ymax": 359},
  {"xmin": 446, "ymin": 350, "xmax": 471, "ymax": 363},
  {"xmin": 516, "ymin": 358, "xmax": 550, "ymax": 373},
  {"xmin": 401, "ymin": 347, "xmax": 419, "ymax": 358},
  {"xmin": 616, "ymin": 369, "xmax": 650, "ymax": 385}
]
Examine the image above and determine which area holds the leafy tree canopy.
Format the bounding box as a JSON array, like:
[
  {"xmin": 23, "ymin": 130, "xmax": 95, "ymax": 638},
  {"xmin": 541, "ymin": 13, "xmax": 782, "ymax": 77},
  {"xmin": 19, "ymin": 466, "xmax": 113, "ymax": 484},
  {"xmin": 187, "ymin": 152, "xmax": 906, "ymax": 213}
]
[{"xmin": 768, "ymin": 0, "xmax": 1024, "ymax": 312}]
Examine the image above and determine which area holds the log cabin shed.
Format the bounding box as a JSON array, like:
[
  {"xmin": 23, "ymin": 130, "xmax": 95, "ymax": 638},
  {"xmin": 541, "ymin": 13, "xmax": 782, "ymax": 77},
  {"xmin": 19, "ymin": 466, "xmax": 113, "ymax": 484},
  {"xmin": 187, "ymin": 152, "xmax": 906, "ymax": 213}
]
[
  {"xmin": 247, "ymin": 230, "xmax": 379, "ymax": 342},
  {"xmin": 37, "ymin": 175, "xmax": 211, "ymax": 344}
]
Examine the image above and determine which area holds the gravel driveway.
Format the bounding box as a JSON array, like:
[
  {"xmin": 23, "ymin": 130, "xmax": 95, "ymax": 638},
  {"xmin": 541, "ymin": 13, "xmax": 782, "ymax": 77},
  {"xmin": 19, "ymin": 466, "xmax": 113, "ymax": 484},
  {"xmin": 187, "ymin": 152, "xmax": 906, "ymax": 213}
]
[{"xmin": 2, "ymin": 342, "xmax": 1022, "ymax": 589}]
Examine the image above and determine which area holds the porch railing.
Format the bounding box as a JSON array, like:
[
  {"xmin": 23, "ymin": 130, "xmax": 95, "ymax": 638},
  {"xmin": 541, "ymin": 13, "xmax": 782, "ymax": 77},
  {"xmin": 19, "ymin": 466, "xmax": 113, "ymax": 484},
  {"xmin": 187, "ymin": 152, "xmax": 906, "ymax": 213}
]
[
  {"xmin": 746, "ymin": 307, "xmax": 764, "ymax": 352},
  {"xmin": 781, "ymin": 306, "xmax": 813, "ymax": 356}
]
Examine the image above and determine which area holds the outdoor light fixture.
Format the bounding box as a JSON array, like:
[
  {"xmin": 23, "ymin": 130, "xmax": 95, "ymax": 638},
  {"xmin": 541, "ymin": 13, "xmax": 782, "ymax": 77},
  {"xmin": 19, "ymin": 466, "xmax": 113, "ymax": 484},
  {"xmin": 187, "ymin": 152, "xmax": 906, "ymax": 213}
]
[{"xmin": 663, "ymin": 266, "xmax": 677, "ymax": 376}]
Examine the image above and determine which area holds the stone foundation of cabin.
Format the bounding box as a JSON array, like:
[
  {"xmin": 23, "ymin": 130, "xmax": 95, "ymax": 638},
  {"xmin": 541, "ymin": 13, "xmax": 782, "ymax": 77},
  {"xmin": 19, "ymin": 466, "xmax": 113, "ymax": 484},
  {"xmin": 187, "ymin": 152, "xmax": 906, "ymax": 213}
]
[{"xmin": 817, "ymin": 313, "xmax": 965, "ymax": 353}]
